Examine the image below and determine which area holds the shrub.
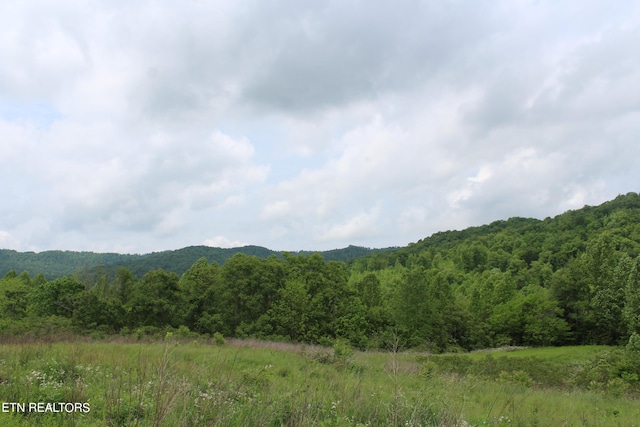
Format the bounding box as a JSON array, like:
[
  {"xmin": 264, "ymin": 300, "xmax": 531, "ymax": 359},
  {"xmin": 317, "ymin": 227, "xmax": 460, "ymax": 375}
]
[
  {"xmin": 332, "ymin": 338, "xmax": 353, "ymax": 363},
  {"xmin": 626, "ymin": 332, "xmax": 640, "ymax": 353},
  {"xmin": 175, "ymin": 325, "xmax": 197, "ymax": 338},
  {"xmin": 572, "ymin": 349, "xmax": 640, "ymax": 395},
  {"xmin": 213, "ymin": 332, "xmax": 226, "ymax": 345}
]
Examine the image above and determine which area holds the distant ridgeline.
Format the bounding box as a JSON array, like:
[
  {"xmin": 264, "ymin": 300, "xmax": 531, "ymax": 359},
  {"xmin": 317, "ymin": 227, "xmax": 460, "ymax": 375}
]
[
  {"xmin": 2, "ymin": 192, "xmax": 640, "ymax": 279},
  {"xmin": 0, "ymin": 244, "xmax": 395, "ymax": 280},
  {"xmin": 2, "ymin": 192, "xmax": 640, "ymax": 351}
]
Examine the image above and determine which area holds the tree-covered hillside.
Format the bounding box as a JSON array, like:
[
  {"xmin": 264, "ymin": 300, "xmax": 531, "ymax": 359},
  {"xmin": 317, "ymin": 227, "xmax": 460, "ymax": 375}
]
[
  {"xmin": 2, "ymin": 192, "xmax": 640, "ymax": 353},
  {"xmin": 0, "ymin": 250, "xmax": 133, "ymax": 280},
  {"xmin": 351, "ymin": 192, "xmax": 640, "ymax": 272},
  {"xmin": 0, "ymin": 245, "xmax": 394, "ymax": 280}
]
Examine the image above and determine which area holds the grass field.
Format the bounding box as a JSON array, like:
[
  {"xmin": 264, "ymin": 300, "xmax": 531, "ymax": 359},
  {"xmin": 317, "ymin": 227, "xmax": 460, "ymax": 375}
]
[
  {"xmin": 0, "ymin": 338, "xmax": 638, "ymax": 426},
  {"xmin": 468, "ymin": 345, "xmax": 611, "ymax": 362}
]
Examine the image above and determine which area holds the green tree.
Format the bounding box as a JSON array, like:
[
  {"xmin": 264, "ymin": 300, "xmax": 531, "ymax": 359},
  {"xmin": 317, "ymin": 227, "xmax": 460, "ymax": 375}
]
[
  {"xmin": 17, "ymin": 271, "xmax": 31, "ymax": 286},
  {"xmin": 456, "ymin": 242, "xmax": 488, "ymax": 273},
  {"xmin": 355, "ymin": 273, "xmax": 383, "ymax": 308},
  {"xmin": 112, "ymin": 267, "xmax": 137, "ymax": 305},
  {"xmin": 267, "ymin": 278, "xmax": 310, "ymax": 341},
  {"xmin": 3, "ymin": 270, "xmax": 17, "ymax": 279},
  {"xmin": 520, "ymin": 286, "xmax": 570, "ymax": 346},
  {"xmin": 623, "ymin": 256, "xmax": 640, "ymax": 337},
  {"xmin": 28, "ymin": 277, "xmax": 85, "ymax": 318},
  {"xmin": 391, "ymin": 267, "xmax": 447, "ymax": 350},
  {"xmin": 584, "ymin": 233, "xmax": 618, "ymax": 287},
  {"xmin": 179, "ymin": 258, "xmax": 224, "ymax": 334},
  {"xmin": 579, "ymin": 233, "xmax": 622, "ymax": 343},
  {"xmin": 32, "ymin": 273, "xmax": 47, "ymax": 287},
  {"xmin": 550, "ymin": 258, "xmax": 592, "ymax": 343},
  {"xmin": 221, "ymin": 254, "xmax": 285, "ymax": 336},
  {"xmin": 127, "ymin": 270, "xmax": 181, "ymax": 328},
  {"xmin": 354, "ymin": 273, "xmax": 390, "ymax": 339},
  {"xmin": 277, "ymin": 253, "xmax": 354, "ymax": 343},
  {"xmin": 0, "ymin": 275, "xmax": 31, "ymax": 319},
  {"xmin": 489, "ymin": 285, "xmax": 569, "ymax": 346},
  {"xmin": 72, "ymin": 292, "xmax": 125, "ymax": 332},
  {"xmin": 591, "ymin": 254, "xmax": 632, "ymax": 344}
]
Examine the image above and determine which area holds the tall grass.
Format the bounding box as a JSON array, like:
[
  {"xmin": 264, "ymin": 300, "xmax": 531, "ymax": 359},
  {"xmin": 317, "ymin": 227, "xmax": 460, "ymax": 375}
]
[{"xmin": 0, "ymin": 339, "xmax": 638, "ymax": 426}]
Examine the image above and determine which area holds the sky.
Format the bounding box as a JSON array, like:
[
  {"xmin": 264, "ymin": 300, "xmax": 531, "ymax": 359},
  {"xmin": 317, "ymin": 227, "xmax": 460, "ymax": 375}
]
[{"xmin": 1, "ymin": 1, "xmax": 640, "ymax": 254}]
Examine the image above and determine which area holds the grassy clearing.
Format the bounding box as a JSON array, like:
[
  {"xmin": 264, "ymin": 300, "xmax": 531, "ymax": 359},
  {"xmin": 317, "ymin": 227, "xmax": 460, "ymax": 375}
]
[
  {"xmin": 467, "ymin": 345, "xmax": 611, "ymax": 363},
  {"xmin": 0, "ymin": 339, "xmax": 638, "ymax": 426}
]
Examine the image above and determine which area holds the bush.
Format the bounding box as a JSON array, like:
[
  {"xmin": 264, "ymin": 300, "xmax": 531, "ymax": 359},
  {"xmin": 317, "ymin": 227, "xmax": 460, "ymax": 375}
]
[
  {"xmin": 332, "ymin": 338, "xmax": 353, "ymax": 362},
  {"xmin": 134, "ymin": 325, "xmax": 161, "ymax": 340},
  {"xmin": 571, "ymin": 349, "xmax": 640, "ymax": 395},
  {"xmin": 626, "ymin": 332, "xmax": 640, "ymax": 353},
  {"xmin": 175, "ymin": 325, "xmax": 197, "ymax": 338},
  {"xmin": 424, "ymin": 354, "xmax": 565, "ymax": 388},
  {"xmin": 213, "ymin": 332, "xmax": 226, "ymax": 345}
]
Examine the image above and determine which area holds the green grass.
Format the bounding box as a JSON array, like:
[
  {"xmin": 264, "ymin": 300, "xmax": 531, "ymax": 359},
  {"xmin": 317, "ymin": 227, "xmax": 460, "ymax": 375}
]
[
  {"xmin": 467, "ymin": 345, "xmax": 611, "ymax": 363},
  {"xmin": 0, "ymin": 339, "xmax": 638, "ymax": 426}
]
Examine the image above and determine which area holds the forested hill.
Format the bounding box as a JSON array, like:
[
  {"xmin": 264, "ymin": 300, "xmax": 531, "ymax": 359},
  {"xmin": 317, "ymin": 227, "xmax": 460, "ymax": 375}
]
[
  {"xmin": 0, "ymin": 244, "xmax": 394, "ymax": 279},
  {"xmin": 94, "ymin": 245, "xmax": 395, "ymax": 278},
  {"xmin": 2, "ymin": 192, "xmax": 640, "ymax": 351},
  {"xmin": 3, "ymin": 193, "xmax": 640, "ymax": 281},
  {"xmin": 0, "ymin": 250, "xmax": 132, "ymax": 280},
  {"xmin": 349, "ymin": 192, "xmax": 640, "ymax": 272}
]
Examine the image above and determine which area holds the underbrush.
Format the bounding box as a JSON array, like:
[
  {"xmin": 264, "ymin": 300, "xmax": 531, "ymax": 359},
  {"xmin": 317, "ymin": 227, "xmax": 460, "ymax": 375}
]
[{"xmin": 422, "ymin": 345, "xmax": 640, "ymax": 397}]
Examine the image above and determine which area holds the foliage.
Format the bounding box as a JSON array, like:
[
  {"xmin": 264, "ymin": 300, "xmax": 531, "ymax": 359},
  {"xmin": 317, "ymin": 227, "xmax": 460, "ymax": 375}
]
[
  {"xmin": 213, "ymin": 332, "xmax": 226, "ymax": 345},
  {"xmin": 1, "ymin": 245, "xmax": 393, "ymax": 280},
  {"xmin": 2, "ymin": 192, "xmax": 640, "ymax": 351},
  {"xmin": 27, "ymin": 277, "xmax": 84, "ymax": 318},
  {"xmin": 127, "ymin": 270, "xmax": 181, "ymax": 328}
]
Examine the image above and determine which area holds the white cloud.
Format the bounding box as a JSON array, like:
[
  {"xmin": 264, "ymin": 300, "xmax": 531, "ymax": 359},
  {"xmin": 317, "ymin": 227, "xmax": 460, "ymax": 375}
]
[
  {"xmin": 316, "ymin": 206, "xmax": 381, "ymax": 242},
  {"xmin": 203, "ymin": 235, "xmax": 249, "ymax": 249},
  {"xmin": 1, "ymin": 0, "xmax": 639, "ymax": 252},
  {"xmin": 0, "ymin": 231, "xmax": 16, "ymax": 248},
  {"xmin": 261, "ymin": 200, "xmax": 292, "ymax": 221}
]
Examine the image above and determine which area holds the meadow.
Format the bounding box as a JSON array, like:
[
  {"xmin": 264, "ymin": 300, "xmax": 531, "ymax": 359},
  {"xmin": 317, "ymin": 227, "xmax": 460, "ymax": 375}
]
[{"xmin": 0, "ymin": 338, "xmax": 638, "ymax": 426}]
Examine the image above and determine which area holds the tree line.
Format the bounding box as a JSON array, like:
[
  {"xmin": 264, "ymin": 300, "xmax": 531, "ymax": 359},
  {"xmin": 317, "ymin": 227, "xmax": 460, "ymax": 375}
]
[
  {"xmin": 0, "ymin": 245, "xmax": 394, "ymax": 280},
  {"xmin": 1, "ymin": 192, "xmax": 640, "ymax": 351}
]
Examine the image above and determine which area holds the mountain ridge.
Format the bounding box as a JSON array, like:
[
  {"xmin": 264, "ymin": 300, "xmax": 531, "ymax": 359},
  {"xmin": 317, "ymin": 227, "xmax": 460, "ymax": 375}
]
[
  {"xmin": 0, "ymin": 244, "xmax": 396, "ymax": 279},
  {"xmin": 3, "ymin": 191, "xmax": 640, "ymax": 279}
]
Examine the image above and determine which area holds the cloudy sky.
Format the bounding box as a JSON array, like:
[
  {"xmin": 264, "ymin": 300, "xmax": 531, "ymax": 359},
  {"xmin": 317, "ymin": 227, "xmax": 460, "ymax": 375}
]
[{"xmin": 1, "ymin": 1, "xmax": 639, "ymax": 254}]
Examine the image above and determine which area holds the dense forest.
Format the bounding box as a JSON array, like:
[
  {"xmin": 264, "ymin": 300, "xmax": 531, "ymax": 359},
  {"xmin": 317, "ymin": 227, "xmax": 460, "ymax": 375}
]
[
  {"xmin": 0, "ymin": 245, "xmax": 394, "ymax": 280},
  {"xmin": 2, "ymin": 192, "xmax": 640, "ymax": 352}
]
